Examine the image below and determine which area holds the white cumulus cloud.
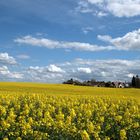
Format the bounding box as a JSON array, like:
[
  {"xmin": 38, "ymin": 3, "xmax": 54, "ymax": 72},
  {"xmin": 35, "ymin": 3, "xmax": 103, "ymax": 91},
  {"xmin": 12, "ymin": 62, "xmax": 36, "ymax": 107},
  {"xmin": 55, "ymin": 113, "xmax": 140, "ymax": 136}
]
[
  {"xmin": 47, "ymin": 64, "xmax": 65, "ymax": 73},
  {"xmin": 27, "ymin": 64, "xmax": 65, "ymax": 83},
  {"xmin": 98, "ymin": 28, "xmax": 140, "ymax": 50},
  {"xmin": 0, "ymin": 66, "xmax": 23, "ymax": 79},
  {"xmin": 77, "ymin": 67, "xmax": 92, "ymax": 73},
  {"xmin": 77, "ymin": 0, "xmax": 140, "ymax": 17},
  {"xmin": 0, "ymin": 53, "xmax": 17, "ymax": 65}
]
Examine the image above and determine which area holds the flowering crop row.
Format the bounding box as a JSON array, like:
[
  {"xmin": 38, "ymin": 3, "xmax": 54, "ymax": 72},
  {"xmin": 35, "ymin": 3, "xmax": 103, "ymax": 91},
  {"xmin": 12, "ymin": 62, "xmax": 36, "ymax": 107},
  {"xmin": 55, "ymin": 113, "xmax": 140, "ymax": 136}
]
[{"xmin": 0, "ymin": 93, "xmax": 140, "ymax": 140}]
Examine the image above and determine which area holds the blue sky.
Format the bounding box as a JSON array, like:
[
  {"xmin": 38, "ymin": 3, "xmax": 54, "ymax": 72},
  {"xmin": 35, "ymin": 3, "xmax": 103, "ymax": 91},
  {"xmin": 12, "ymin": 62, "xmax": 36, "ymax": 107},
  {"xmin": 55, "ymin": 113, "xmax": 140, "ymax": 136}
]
[{"xmin": 0, "ymin": 0, "xmax": 140, "ymax": 83}]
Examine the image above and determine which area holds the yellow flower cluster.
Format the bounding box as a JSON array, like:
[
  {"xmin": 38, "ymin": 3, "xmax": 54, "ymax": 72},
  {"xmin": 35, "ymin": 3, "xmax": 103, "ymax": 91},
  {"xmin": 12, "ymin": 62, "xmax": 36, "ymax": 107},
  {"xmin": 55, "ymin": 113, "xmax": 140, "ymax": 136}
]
[{"xmin": 0, "ymin": 93, "xmax": 140, "ymax": 140}]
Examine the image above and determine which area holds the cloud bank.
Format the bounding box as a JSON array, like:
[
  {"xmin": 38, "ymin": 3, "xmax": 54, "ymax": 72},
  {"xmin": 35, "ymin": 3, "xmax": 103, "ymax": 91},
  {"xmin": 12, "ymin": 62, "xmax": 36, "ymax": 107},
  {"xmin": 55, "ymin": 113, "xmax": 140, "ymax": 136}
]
[
  {"xmin": 0, "ymin": 53, "xmax": 139, "ymax": 82},
  {"xmin": 24, "ymin": 59, "xmax": 140, "ymax": 83}
]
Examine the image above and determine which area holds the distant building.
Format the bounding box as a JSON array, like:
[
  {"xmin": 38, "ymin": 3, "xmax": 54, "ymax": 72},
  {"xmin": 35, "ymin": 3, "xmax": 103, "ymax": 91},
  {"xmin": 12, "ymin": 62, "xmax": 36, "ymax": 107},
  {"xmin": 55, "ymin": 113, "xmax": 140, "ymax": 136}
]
[
  {"xmin": 118, "ymin": 83, "xmax": 125, "ymax": 88},
  {"xmin": 112, "ymin": 82, "xmax": 125, "ymax": 88}
]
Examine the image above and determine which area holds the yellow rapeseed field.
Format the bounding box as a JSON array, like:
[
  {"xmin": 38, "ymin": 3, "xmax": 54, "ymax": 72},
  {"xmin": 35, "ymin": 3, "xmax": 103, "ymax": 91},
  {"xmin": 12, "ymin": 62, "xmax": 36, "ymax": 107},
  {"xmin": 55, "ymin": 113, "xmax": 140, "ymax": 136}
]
[{"xmin": 0, "ymin": 82, "xmax": 140, "ymax": 140}]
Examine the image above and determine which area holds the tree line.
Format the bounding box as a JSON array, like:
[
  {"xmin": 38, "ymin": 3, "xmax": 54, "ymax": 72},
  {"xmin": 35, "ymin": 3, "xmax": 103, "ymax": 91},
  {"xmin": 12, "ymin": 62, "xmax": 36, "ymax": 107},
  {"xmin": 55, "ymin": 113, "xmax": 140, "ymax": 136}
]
[{"xmin": 63, "ymin": 75, "xmax": 140, "ymax": 88}]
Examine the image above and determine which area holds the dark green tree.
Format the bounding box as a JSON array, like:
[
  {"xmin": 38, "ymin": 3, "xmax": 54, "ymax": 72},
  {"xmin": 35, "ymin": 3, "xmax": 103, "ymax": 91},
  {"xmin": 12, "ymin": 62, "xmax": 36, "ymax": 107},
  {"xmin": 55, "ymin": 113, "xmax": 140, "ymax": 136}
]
[
  {"xmin": 135, "ymin": 75, "xmax": 140, "ymax": 88},
  {"xmin": 63, "ymin": 78, "xmax": 74, "ymax": 84},
  {"xmin": 131, "ymin": 76, "xmax": 136, "ymax": 87}
]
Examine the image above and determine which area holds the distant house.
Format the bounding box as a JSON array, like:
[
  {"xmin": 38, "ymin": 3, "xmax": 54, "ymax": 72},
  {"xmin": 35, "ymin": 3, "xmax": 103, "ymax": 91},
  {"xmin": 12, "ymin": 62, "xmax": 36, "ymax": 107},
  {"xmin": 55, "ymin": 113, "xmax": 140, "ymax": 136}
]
[
  {"xmin": 118, "ymin": 83, "xmax": 125, "ymax": 88},
  {"xmin": 113, "ymin": 82, "xmax": 125, "ymax": 88},
  {"xmin": 112, "ymin": 82, "xmax": 118, "ymax": 88}
]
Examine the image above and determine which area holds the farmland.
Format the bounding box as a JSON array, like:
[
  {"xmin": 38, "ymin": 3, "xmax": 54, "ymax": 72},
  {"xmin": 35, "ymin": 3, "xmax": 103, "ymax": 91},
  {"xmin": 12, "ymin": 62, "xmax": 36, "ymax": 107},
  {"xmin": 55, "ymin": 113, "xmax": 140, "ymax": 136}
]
[{"xmin": 0, "ymin": 82, "xmax": 140, "ymax": 140}]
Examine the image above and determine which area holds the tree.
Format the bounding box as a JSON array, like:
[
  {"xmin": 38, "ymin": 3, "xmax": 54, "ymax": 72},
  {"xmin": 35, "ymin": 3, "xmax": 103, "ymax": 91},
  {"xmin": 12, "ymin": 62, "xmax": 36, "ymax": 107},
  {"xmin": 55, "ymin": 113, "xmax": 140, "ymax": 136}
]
[
  {"xmin": 105, "ymin": 81, "xmax": 112, "ymax": 87},
  {"xmin": 132, "ymin": 75, "xmax": 140, "ymax": 88},
  {"xmin": 73, "ymin": 80, "xmax": 82, "ymax": 85},
  {"xmin": 63, "ymin": 78, "xmax": 74, "ymax": 84},
  {"xmin": 135, "ymin": 75, "xmax": 140, "ymax": 88},
  {"xmin": 131, "ymin": 76, "xmax": 136, "ymax": 87}
]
